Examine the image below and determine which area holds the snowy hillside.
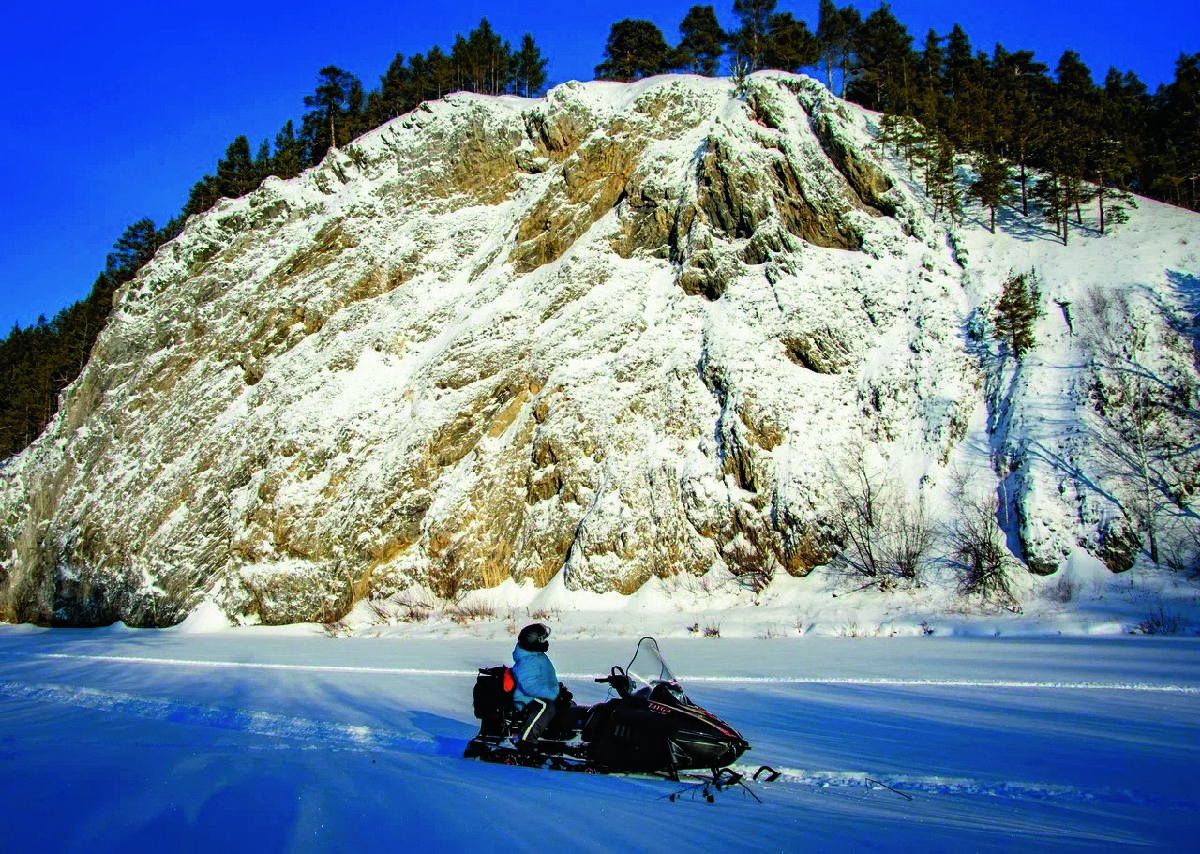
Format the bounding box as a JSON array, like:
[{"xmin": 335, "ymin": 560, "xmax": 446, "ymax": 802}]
[{"xmin": 1, "ymin": 71, "xmax": 1199, "ymax": 630}]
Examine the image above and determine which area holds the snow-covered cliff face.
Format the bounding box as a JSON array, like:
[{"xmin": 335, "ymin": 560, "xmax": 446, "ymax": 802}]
[{"xmin": 2, "ymin": 72, "xmax": 1198, "ymax": 627}]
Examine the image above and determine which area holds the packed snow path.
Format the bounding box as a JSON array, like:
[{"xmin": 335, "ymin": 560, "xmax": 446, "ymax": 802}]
[{"xmin": 2, "ymin": 628, "xmax": 1197, "ymax": 851}]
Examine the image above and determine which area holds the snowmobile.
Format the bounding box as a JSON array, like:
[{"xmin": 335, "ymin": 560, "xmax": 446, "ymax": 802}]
[{"xmin": 463, "ymin": 636, "xmax": 750, "ymax": 781}]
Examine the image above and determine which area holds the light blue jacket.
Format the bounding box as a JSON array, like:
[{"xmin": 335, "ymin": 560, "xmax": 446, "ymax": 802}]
[{"xmin": 511, "ymin": 644, "xmax": 559, "ymax": 708}]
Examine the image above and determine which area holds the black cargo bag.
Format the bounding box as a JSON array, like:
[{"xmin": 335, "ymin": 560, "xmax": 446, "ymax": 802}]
[{"xmin": 472, "ymin": 666, "xmax": 515, "ymax": 736}]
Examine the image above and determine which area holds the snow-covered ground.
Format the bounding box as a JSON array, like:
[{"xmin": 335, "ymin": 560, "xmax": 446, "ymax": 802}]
[{"xmin": 3, "ymin": 620, "xmax": 1197, "ymax": 852}]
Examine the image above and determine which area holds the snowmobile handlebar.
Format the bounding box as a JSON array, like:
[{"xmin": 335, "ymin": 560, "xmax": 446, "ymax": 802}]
[{"xmin": 594, "ymin": 666, "xmax": 634, "ymax": 698}]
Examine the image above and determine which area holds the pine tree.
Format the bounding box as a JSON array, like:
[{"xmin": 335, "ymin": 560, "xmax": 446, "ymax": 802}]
[
  {"xmin": 1051, "ymin": 51, "xmax": 1100, "ymax": 227},
  {"xmin": 373, "ymin": 52, "xmax": 412, "ymax": 123},
  {"xmin": 897, "ymin": 115, "xmax": 924, "ymax": 171},
  {"xmin": 761, "ymin": 12, "xmax": 819, "ymax": 74},
  {"xmin": 846, "ymin": 4, "xmax": 916, "ymax": 114},
  {"xmin": 452, "ymin": 18, "xmax": 512, "ymax": 95},
  {"xmin": 991, "ymin": 49, "xmax": 1050, "ymax": 216},
  {"xmin": 513, "ymin": 34, "xmax": 548, "ymax": 96},
  {"xmin": 1033, "ymin": 163, "xmax": 1076, "ymax": 245},
  {"xmin": 405, "ymin": 52, "xmax": 432, "ymax": 102},
  {"xmin": 919, "ymin": 29, "xmax": 944, "ymax": 93},
  {"xmin": 428, "ymin": 46, "xmax": 456, "ymax": 99},
  {"xmin": 911, "ymin": 96, "xmax": 940, "ymax": 179},
  {"xmin": 1146, "ymin": 53, "xmax": 1200, "ymax": 210},
  {"xmin": 1092, "ymin": 136, "xmax": 1137, "ymax": 234},
  {"xmin": 0, "ymin": 220, "xmax": 162, "ymax": 458},
  {"xmin": 879, "ymin": 113, "xmax": 923, "ymax": 177},
  {"xmin": 273, "ymin": 120, "xmax": 304, "ymax": 180},
  {"xmin": 105, "ymin": 219, "xmax": 159, "ymax": 279},
  {"xmin": 926, "ymin": 132, "xmax": 962, "ymax": 222},
  {"xmin": 301, "ymin": 66, "xmax": 363, "ymax": 159},
  {"xmin": 677, "ymin": 5, "xmax": 727, "ymax": 76},
  {"xmin": 730, "ymin": 0, "xmax": 776, "ymax": 73},
  {"xmin": 969, "ymin": 150, "xmax": 1017, "ymax": 233},
  {"xmin": 183, "ymin": 174, "xmax": 221, "ymax": 219},
  {"xmin": 215, "ymin": 136, "xmax": 256, "ymax": 200},
  {"xmin": 943, "ymin": 24, "xmax": 972, "ymax": 95},
  {"xmin": 817, "ymin": 0, "xmax": 859, "ymax": 97},
  {"xmin": 1102, "ymin": 67, "xmax": 1148, "ymax": 181},
  {"xmin": 936, "ymin": 24, "xmax": 992, "ymax": 150},
  {"xmin": 253, "ymin": 138, "xmax": 271, "ymax": 181},
  {"xmin": 994, "ymin": 270, "xmax": 1042, "ymax": 359},
  {"xmin": 595, "ymin": 19, "xmax": 673, "ymax": 81},
  {"xmin": 343, "ymin": 77, "xmax": 367, "ymax": 141},
  {"xmin": 876, "ymin": 111, "xmax": 899, "ymax": 153}
]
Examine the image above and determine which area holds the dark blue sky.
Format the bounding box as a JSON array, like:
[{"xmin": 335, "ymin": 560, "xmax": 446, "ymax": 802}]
[{"xmin": 1, "ymin": 0, "xmax": 1193, "ymax": 333}]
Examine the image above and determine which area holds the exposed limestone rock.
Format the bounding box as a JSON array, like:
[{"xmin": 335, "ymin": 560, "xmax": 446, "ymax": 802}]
[
  {"xmin": 522, "ymin": 110, "xmax": 584, "ymax": 160},
  {"xmin": 783, "ymin": 330, "xmax": 854, "ymax": 374},
  {"xmin": 447, "ymin": 120, "xmax": 524, "ymax": 203},
  {"xmin": 1095, "ymin": 519, "xmax": 1141, "ymax": 574},
  {"xmin": 695, "ymin": 136, "xmax": 770, "ymax": 240},
  {"xmin": 768, "ymin": 153, "xmax": 863, "ymax": 250},
  {"xmin": 510, "ymin": 137, "xmax": 638, "ymax": 273},
  {"xmin": 234, "ymin": 561, "xmax": 355, "ymax": 626},
  {"xmin": 9, "ymin": 71, "xmax": 1185, "ymax": 626},
  {"xmin": 811, "ymin": 113, "xmax": 897, "ymax": 217}
]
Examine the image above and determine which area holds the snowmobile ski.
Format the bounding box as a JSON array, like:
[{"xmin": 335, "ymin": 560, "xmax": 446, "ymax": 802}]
[{"xmin": 663, "ymin": 767, "xmax": 762, "ymax": 803}]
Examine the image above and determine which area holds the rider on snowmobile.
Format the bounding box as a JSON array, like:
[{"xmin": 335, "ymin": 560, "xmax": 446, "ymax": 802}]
[{"xmin": 511, "ymin": 622, "xmax": 560, "ymax": 748}]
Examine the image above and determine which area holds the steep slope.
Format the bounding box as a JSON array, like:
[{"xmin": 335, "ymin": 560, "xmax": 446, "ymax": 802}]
[{"xmin": 1, "ymin": 72, "xmax": 1197, "ymax": 626}]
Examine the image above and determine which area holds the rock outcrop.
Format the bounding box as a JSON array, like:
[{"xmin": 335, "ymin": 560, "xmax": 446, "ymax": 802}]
[{"xmin": 2, "ymin": 71, "xmax": 1197, "ymax": 626}]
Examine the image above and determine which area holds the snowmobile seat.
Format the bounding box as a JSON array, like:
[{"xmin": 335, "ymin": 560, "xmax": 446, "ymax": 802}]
[{"xmin": 580, "ymin": 698, "xmax": 618, "ymax": 743}]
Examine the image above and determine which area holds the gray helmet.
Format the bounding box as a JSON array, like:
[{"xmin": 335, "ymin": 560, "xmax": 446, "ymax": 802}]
[{"xmin": 517, "ymin": 622, "xmax": 550, "ymax": 652}]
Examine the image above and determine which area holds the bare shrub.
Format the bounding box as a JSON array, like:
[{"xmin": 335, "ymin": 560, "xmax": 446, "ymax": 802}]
[
  {"xmin": 1137, "ymin": 607, "xmax": 1185, "ymax": 635},
  {"xmin": 826, "ymin": 453, "xmax": 933, "ymax": 590},
  {"xmin": 1163, "ymin": 520, "xmax": 1200, "ymax": 578},
  {"xmin": 942, "ymin": 478, "xmax": 1021, "ymax": 610},
  {"xmin": 1043, "ymin": 575, "xmax": 1079, "ymax": 604},
  {"xmin": 429, "ymin": 566, "xmax": 468, "ymax": 604},
  {"xmin": 1083, "ymin": 289, "xmax": 1200, "ymax": 568},
  {"xmin": 758, "ymin": 623, "xmax": 791, "ymax": 639},
  {"xmin": 395, "ymin": 591, "xmax": 434, "ymax": 623},
  {"xmin": 447, "ymin": 602, "xmax": 495, "ymax": 624},
  {"xmin": 893, "ymin": 501, "xmax": 935, "ymax": 581}
]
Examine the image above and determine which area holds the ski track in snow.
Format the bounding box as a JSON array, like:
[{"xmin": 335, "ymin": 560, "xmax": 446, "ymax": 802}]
[
  {"xmin": 0, "ymin": 679, "xmax": 439, "ymax": 754},
  {"xmin": 728, "ymin": 764, "xmax": 1200, "ymax": 811},
  {"xmin": 17, "ymin": 652, "xmax": 1199, "ymax": 694},
  {"xmin": 4, "ymin": 674, "xmax": 1197, "ymax": 813}
]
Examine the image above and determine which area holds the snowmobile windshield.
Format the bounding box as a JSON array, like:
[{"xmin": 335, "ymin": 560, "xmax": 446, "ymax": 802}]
[{"xmin": 626, "ymin": 637, "xmax": 690, "ymax": 702}]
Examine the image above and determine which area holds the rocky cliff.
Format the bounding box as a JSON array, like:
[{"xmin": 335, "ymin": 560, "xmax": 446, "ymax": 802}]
[{"xmin": 3, "ymin": 72, "xmax": 1198, "ymax": 626}]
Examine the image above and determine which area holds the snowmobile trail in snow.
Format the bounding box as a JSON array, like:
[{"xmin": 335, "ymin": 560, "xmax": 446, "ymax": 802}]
[
  {"xmin": 14, "ymin": 652, "xmax": 1198, "ymax": 693},
  {"xmin": 734, "ymin": 764, "xmax": 1200, "ymax": 811},
  {"xmin": 0, "ymin": 679, "xmax": 455, "ymax": 755},
  {"xmin": 5, "ymin": 674, "xmax": 1195, "ymax": 812}
]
